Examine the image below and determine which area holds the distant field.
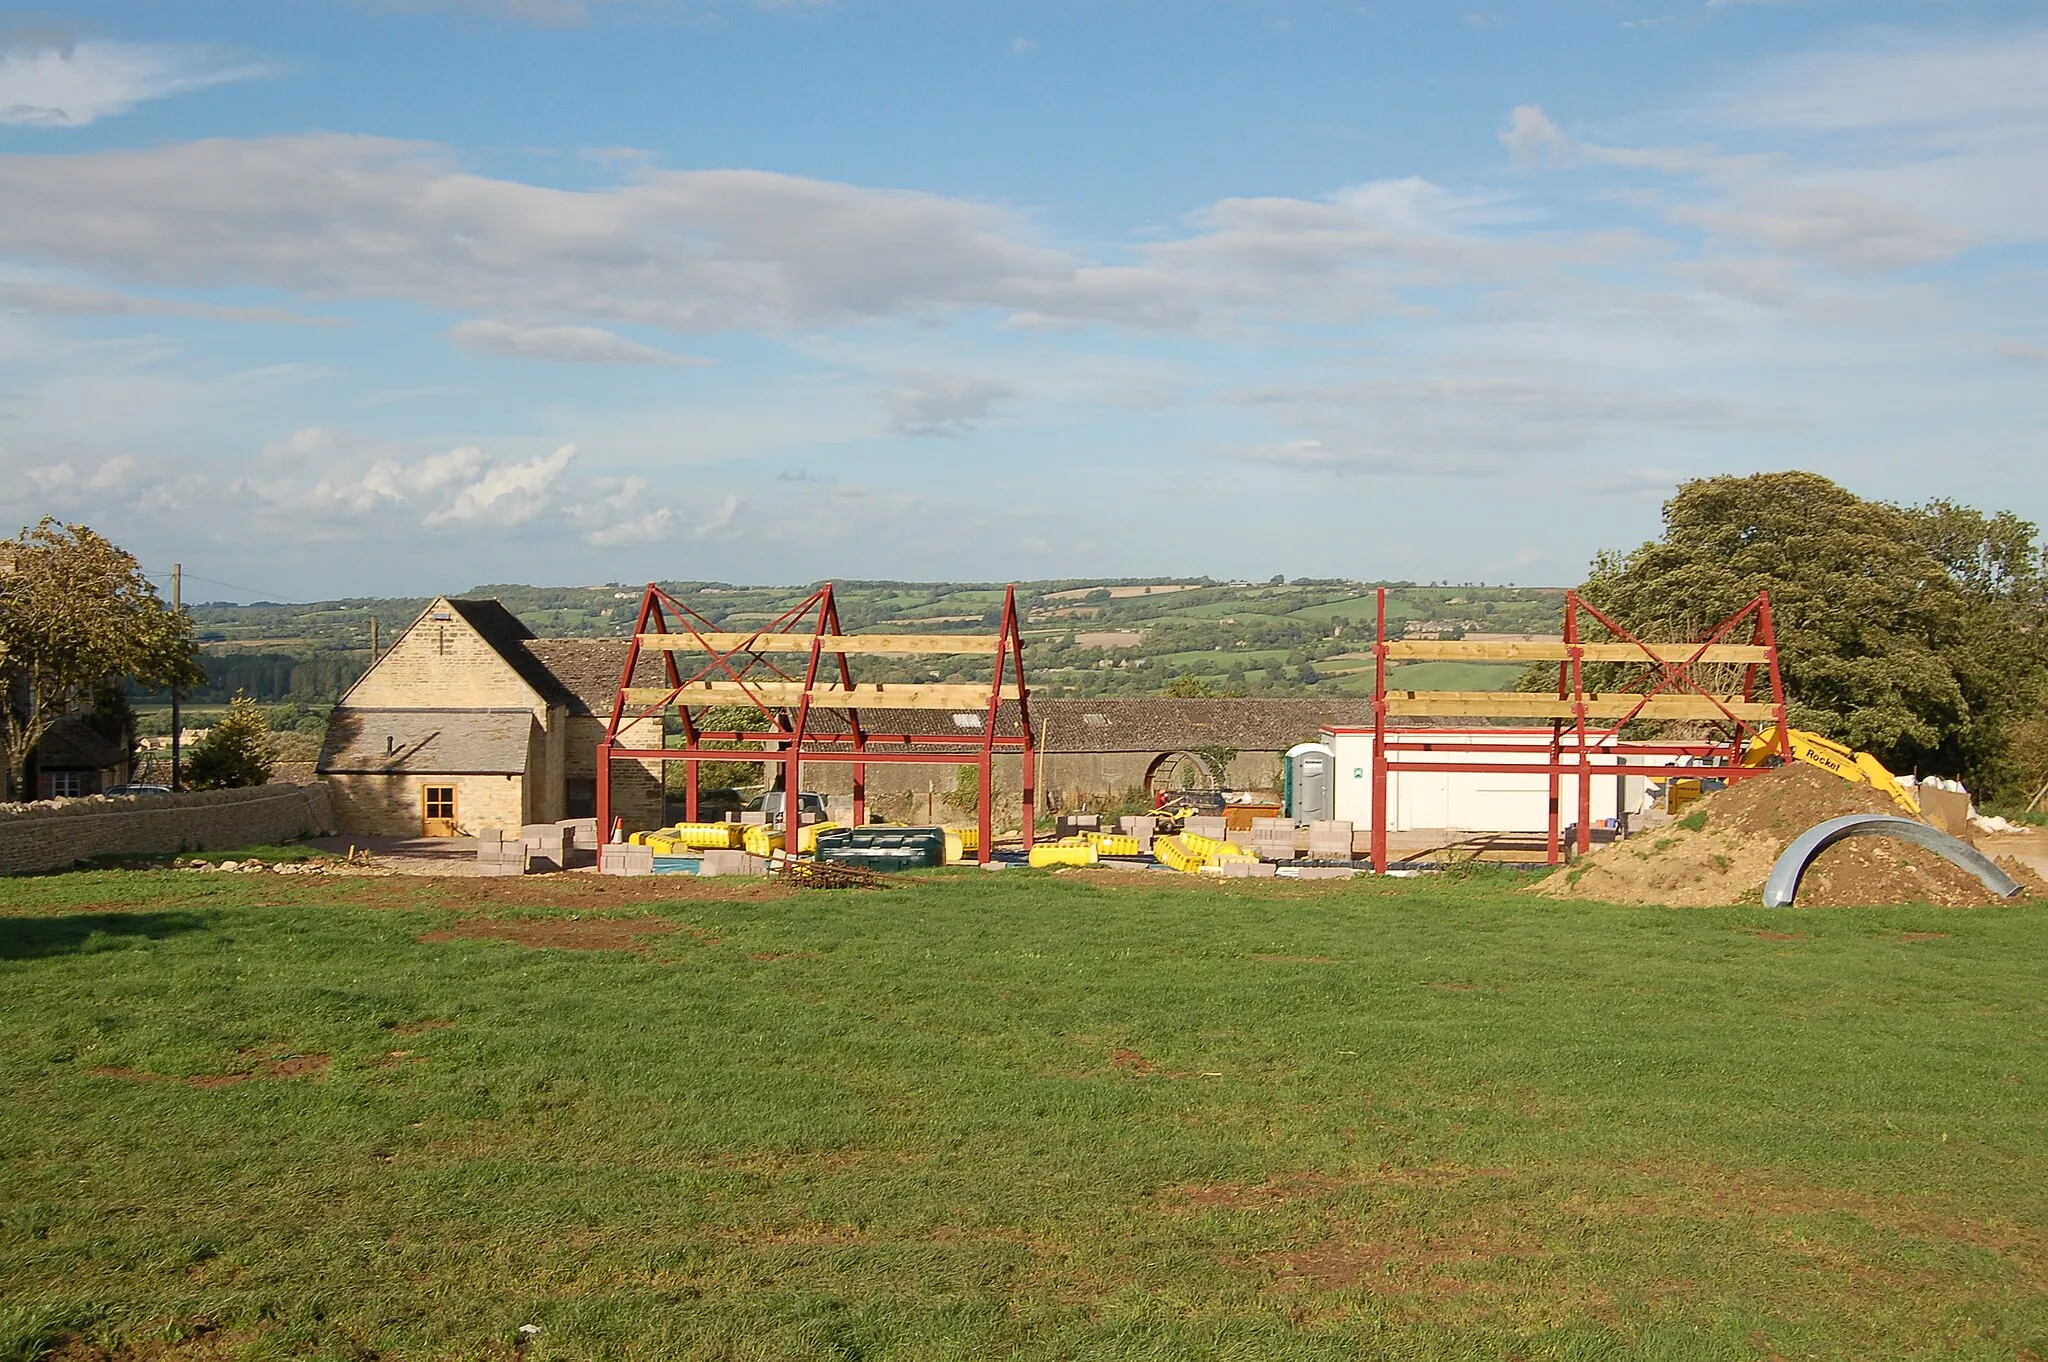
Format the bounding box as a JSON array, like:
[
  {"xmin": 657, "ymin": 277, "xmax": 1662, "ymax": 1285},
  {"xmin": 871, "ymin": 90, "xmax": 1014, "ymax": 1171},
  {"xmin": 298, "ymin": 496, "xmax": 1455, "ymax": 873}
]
[{"xmin": 3, "ymin": 867, "xmax": 2043, "ymax": 1360}]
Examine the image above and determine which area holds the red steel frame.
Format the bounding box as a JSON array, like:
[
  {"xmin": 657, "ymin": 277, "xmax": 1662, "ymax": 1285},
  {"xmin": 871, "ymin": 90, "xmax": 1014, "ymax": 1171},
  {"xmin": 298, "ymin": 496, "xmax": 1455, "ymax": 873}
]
[
  {"xmin": 1367, "ymin": 587, "xmax": 1790, "ymax": 871},
  {"xmin": 594, "ymin": 582, "xmax": 1036, "ymax": 864}
]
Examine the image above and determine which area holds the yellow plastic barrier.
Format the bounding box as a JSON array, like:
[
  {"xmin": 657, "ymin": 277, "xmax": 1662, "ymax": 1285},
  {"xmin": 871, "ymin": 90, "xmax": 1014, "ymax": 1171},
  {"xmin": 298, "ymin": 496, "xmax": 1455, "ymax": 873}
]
[
  {"xmin": 1181, "ymin": 831, "xmax": 1253, "ymax": 861},
  {"xmin": 1029, "ymin": 842, "xmax": 1098, "ymax": 869},
  {"xmin": 794, "ymin": 821, "xmax": 840, "ymax": 855},
  {"xmin": 643, "ymin": 834, "xmax": 681, "ymax": 855},
  {"xmin": 667, "ymin": 822, "xmax": 744, "ymax": 850},
  {"xmin": 1154, "ymin": 834, "xmax": 1205, "ymax": 874},
  {"xmin": 743, "ymin": 825, "xmax": 785, "ymax": 858},
  {"xmin": 1084, "ymin": 831, "xmax": 1141, "ymax": 857}
]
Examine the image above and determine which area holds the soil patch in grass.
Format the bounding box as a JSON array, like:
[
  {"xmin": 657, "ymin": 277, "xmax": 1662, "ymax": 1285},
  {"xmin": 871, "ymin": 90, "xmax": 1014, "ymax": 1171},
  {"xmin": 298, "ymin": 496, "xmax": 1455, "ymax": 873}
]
[
  {"xmin": 91, "ymin": 1052, "xmax": 329, "ymax": 1089},
  {"xmin": 419, "ymin": 915, "xmax": 678, "ymax": 952},
  {"xmin": 1264, "ymin": 1229, "xmax": 1531, "ymax": 1294},
  {"xmin": 1540, "ymin": 765, "xmax": 2038, "ymax": 907}
]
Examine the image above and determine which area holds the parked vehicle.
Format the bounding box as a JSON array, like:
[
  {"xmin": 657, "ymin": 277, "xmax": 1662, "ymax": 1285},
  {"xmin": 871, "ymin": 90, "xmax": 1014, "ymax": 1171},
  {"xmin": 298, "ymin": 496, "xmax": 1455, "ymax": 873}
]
[
  {"xmin": 103, "ymin": 784, "xmax": 173, "ymax": 796},
  {"xmin": 748, "ymin": 791, "xmax": 829, "ymax": 825}
]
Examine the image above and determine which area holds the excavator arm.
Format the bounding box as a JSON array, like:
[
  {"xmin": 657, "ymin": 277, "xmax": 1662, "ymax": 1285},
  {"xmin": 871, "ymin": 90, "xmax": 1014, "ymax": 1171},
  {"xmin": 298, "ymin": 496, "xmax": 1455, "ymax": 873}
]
[{"xmin": 1742, "ymin": 726, "xmax": 1922, "ymax": 817}]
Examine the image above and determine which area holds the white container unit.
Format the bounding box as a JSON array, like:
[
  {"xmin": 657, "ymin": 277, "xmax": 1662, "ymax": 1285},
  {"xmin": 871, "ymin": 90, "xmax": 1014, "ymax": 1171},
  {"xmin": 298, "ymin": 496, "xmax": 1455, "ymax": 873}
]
[{"xmin": 1322, "ymin": 726, "xmax": 1650, "ymax": 834}]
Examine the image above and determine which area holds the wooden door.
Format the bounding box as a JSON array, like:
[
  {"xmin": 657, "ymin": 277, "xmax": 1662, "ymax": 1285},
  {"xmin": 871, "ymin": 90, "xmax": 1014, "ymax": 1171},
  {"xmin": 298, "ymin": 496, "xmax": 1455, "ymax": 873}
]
[{"xmin": 422, "ymin": 785, "xmax": 459, "ymax": 837}]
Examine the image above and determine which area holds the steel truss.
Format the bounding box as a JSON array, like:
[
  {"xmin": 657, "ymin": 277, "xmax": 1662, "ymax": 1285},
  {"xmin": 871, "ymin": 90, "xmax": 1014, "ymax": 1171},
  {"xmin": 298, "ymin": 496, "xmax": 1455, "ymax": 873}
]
[
  {"xmin": 1366, "ymin": 587, "xmax": 1790, "ymax": 870},
  {"xmin": 596, "ymin": 583, "xmax": 1036, "ymax": 864}
]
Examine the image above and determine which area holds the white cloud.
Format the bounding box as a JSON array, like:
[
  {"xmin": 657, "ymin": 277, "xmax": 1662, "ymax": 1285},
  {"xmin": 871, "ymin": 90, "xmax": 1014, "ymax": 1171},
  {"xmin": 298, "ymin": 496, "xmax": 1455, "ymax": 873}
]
[
  {"xmin": 423, "ymin": 443, "xmax": 576, "ymax": 527},
  {"xmin": 391, "ymin": 0, "xmax": 591, "ymax": 24},
  {"xmin": 1009, "ymin": 37, "xmax": 1036, "ymax": 56},
  {"xmin": 242, "ymin": 431, "xmax": 609, "ymax": 535},
  {"xmin": 0, "ymin": 38, "xmax": 264, "ymax": 128},
  {"xmin": 1216, "ymin": 372, "xmax": 1748, "ymax": 473},
  {"xmin": 0, "ymin": 136, "xmax": 1626, "ymax": 338},
  {"xmin": 0, "ymin": 276, "xmax": 336, "ymax": 326},
  {"xmin": 1699, "ymin": 28, "xmax": 2048, "ymax": 134},
  {"xmin": 448, "ymin": 318, "xmax": 705, "ymax": 365},
  {"xmin": 881, "ymin": 373, "xmax": 1016, "ymax": 436}
]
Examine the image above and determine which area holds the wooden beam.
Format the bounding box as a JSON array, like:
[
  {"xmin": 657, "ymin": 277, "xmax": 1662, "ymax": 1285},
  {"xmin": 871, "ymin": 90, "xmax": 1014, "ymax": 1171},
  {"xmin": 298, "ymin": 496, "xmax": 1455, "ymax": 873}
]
[
  {"xmin": 636, "ymin": 632, "xmax": 1001, "ymax": 655},
  {"xmin": 624, "ymin": 682, "xmax": 1020, "ymax": 710},
  {"xmin": 1386, "ymin": 641, "xmax": 1773, "ymax": 663},
  {"xmin": 1381, "ymin": 691, "xmax": 1775, "ymax": 721}
]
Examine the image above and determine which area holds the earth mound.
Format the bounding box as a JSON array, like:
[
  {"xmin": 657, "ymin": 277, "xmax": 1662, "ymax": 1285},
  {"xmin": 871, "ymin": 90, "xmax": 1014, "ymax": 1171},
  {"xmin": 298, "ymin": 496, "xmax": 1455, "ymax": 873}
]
[{"xmin": 1538, "ymin": 764, "xmax": 2039, "ymax": 908}]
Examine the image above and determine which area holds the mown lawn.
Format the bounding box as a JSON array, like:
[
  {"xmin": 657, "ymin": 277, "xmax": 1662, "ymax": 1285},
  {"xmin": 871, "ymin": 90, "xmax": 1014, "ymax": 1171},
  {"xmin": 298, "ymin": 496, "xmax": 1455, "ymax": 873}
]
[{"xmin": 1, "ymin": 865, "xmax": 2043, "ymax": 1360}]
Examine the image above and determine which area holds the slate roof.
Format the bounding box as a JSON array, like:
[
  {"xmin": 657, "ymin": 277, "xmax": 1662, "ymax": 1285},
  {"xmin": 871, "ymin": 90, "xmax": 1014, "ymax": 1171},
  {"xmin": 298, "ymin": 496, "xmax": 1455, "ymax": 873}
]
[
  {"xmin": 318, "ymin": 707, "xmax": 536, "ymax": 775},
  {"xmin": 36, "ymin": 715, "xmax": 127, "ymax": 770},
  {"xmin": 441, "ymin": 599, "xmax": 580, "ymax": 709}
]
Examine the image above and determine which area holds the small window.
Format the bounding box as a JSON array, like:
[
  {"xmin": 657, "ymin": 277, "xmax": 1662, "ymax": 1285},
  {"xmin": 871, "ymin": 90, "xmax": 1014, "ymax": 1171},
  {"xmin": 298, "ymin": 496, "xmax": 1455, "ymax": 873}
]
[
  {"xmin": 424, "ymin": 786, "xmax": 456, "ymax": 820},
  {"xmin": 50, "ymin": 770, "xmax": 86, "ymax": 798}
]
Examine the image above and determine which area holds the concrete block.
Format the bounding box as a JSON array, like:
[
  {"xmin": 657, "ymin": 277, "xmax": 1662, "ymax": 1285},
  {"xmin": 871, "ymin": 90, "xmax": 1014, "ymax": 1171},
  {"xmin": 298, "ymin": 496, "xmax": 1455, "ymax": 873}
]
[
  {"xmin": 1296, "ymin": 866, "xmax": 1358, "ymax": 881},
  {"xmin": 600, "ymin": 845, "xmax": 654, "ymax": 877},
  {"xmin": 474, "ymin": 859, "xmax": 526, "ymax": 877},
  {"xmin": 475, "ymin": 827, "xmax": 504, "ymax": 846},
  {"xmin": 1118, "ymin": 815, "xmax": 1157, "ymax": 838},
  {"xmin": 1184, "ymin": 816, "xmax": 1228, "ymax": 841},
  {"xmin": 700, "ymin": 849, "xmax": 768, "ymax": 877},
  {"xmin": 1306, "ymin": 820, "xmax": 1354, "ymax": 859}
]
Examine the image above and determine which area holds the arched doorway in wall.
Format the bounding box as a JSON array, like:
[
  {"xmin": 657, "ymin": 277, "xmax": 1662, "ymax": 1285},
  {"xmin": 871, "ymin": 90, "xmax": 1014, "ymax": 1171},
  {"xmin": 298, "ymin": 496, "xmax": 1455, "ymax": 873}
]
[{"xmin": 1145, "ymin": 749, "xmax": 1224, "ymax": 800}]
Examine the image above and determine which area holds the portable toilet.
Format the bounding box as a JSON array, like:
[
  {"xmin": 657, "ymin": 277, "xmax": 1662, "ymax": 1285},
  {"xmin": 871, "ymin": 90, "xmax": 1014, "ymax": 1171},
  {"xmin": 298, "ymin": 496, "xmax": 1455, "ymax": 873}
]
[{"xmin": 1285, "ymin": 742, "xmax": 1335, "ymax": 823}]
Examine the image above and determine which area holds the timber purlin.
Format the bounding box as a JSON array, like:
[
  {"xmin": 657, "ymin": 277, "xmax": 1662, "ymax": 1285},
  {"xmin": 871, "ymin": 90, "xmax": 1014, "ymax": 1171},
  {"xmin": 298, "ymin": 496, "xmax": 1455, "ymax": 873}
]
[
  {"xmin": 1364, "ymin": 587, "xmax": 1790, "ymax": 872},
  {"xmin": 597, "ymin": 583, "xmax": 1036, "ymax": 863}
]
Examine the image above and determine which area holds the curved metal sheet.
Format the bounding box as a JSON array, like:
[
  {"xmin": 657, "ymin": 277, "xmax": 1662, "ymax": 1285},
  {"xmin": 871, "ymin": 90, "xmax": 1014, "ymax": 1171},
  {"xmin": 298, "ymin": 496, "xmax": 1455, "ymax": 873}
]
[{"xmin": 1763, "ymin": 813, "xmax": 2022, "ymax": 907}]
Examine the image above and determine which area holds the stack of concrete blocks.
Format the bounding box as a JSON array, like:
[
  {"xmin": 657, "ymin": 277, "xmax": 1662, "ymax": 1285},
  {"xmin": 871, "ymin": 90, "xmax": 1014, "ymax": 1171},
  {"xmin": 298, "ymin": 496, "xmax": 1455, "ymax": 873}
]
[
  {"xmin": 474, "ymin": 827, "xmax": 527, "ymax": 876},
  {"xmin": 1249, "ymin": 817, "xmax": 1298, "ymax": 862},
  {"xmin": 741, "ymin": 812, "xmax": 769, "ymax": 826},
  {"xmin": 1055, "ymin": 813, "xmax": 1100, "ymax": 839},
  {"xmin": 520, "ymin": 823, "xmax": 570, "ymax": 873},
  {"xmin": 700, "ymin": 849, "xmax": 770, "ymax": 877},
  {"xmin": 1210, "ymin": 859, "xmax": 1278, "ymax": 879},
  {"xmin": 1306, "ymin": 820, "xmax": 1355, "ymax": 862},
  {"xmin": 600, "ymin": 842, "xmax": 654, "ymax": 877},
  {"xmin": 557, "ymin": 818, "xmax": 598, "ymax": 869},
  {"xmin": 1183, "ymin": 815, "xmax": 1230, "ymax": 842},
  {"xmin": 1117, "ymin": 815, "xmax": 1156, "ymax": 854}
]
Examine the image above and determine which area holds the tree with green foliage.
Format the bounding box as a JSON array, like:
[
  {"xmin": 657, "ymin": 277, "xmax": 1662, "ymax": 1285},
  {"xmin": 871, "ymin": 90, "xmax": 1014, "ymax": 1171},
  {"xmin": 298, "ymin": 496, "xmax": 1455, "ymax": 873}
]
[
  {"xmin": 0, "ymin": 519, "xmax": 202, "ymax": 801},
  {"xmin": 1571, "ymin": 472, "xmax": 2048, "ymax": 797},
  {"xmin": 184, "ymin": 695, "xmax": 276, "ymax": 790}
]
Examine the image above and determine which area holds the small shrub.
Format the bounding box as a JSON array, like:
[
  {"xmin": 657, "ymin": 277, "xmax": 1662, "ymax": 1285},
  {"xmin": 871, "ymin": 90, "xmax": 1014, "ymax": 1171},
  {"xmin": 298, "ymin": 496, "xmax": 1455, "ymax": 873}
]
[{"xmin": 1677, "ymin": 810, "xmax": 1709, "ymax": 832}]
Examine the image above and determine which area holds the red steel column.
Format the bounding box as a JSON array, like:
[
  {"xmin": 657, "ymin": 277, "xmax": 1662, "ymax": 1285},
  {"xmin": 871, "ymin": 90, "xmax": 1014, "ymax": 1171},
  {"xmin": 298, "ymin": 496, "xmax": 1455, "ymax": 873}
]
[
  {"xmin": 1757, "ymin": 591, "xmax": 1791, "ymax": 759},
  {"xmin": 1569, "ymin": 594, "xmax": 1592, "ymax": 854},
  {"xmin": 1371, "ymin": 587, "xmax": 1389, "ymax": 873}
]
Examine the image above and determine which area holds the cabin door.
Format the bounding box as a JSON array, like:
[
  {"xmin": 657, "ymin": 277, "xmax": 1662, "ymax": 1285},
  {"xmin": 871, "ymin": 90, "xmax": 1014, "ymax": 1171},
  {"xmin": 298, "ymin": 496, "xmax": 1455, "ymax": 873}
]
[{"xmin": 422, "ymin": 785, "xmax": 459, "ymax": 837}]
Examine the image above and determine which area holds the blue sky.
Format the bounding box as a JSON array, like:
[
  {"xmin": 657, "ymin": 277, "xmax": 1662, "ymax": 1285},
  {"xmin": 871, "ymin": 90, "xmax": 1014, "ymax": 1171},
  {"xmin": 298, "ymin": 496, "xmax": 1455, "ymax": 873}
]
[{"xmin": 1, "ymin": 1, "xmax": 2043, "ymax": 600}]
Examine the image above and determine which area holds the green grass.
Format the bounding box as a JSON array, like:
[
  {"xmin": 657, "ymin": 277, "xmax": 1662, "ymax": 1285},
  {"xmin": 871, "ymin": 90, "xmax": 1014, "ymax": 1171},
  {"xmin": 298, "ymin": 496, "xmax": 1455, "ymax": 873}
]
[{"xmin": 2, "ymin": 868, "xmax": 2045, "ymax": 1360}]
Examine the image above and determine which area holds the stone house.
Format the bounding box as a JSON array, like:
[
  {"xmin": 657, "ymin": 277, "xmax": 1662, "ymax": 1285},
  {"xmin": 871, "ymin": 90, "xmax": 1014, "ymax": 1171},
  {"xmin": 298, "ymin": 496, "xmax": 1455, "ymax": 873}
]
[
  {"xmin": 28, "ymin": 716, "xmax": 132, "ymax": 800},
  {"xmin": 317, "ymin": 598, "xmax": 662, "ymax": 837}
]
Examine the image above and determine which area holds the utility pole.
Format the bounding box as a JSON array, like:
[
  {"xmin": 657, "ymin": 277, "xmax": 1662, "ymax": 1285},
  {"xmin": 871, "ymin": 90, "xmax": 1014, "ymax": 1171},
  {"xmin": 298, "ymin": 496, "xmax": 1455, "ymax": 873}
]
[
  {"xmin": 369, "ymin": 616, "xmax": 379, "ymax": 666},
  {"xmin": 170, "ymin": 564, "xmax": 182, "ymax": 792}
]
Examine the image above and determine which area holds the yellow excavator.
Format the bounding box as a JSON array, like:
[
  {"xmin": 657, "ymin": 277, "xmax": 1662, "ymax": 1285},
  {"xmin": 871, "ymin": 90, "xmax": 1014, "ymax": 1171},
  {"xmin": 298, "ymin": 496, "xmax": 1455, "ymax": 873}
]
[{"xmin": 1740, "ymin": 726, "xmax": 1921, "ymax": 817}]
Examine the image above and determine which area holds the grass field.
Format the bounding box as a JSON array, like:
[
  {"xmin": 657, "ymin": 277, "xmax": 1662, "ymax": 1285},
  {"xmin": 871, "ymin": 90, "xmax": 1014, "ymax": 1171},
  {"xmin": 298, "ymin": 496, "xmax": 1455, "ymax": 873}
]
[{"xmin": 3, "ymin": 865, "xmax": 2044, "ymax": 1360}]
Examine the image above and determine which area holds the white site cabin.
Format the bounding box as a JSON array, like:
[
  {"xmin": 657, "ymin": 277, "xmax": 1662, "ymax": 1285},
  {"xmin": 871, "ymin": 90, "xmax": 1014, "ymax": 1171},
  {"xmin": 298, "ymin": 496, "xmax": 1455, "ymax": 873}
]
[{"xmin": 1322, "ymin": 726, "xmax": 1651, "ymax": 833}]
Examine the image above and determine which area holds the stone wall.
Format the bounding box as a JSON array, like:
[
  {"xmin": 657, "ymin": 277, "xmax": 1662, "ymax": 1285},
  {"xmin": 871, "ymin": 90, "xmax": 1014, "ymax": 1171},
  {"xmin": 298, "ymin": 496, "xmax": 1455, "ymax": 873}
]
[
  {"xmin": 0, "ymin": 784, "xmax": 340, "ymax": 876},
  {"xmin": 324, "ymin": 771, "xmax": 528, "ymax": 838}
]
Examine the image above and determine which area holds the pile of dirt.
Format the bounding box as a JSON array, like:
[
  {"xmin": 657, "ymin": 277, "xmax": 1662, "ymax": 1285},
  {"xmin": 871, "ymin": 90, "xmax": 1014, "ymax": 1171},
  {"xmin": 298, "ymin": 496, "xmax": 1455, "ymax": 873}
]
[{"xmin": 1539, "ymin": 764, "xmax": 2039, "ymax": 908}]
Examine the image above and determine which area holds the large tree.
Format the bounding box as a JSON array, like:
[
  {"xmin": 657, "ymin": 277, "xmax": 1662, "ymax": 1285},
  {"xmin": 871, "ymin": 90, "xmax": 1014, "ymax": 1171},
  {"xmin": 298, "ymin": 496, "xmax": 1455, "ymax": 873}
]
[
  {"xmin": 1572, "ymin": 473, "xmax": 2048, "ymax": 797},
  {"xmin": 0, "ymin": 520, "xmax": 202, "ymax": 799}
]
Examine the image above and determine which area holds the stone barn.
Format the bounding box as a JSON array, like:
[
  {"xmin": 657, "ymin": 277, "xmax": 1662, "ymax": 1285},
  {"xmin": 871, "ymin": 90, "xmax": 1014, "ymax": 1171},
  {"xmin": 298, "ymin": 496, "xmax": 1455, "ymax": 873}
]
[{"xmin": 317, "ymin": 598, "xmax": 664, "ymax": 837}]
